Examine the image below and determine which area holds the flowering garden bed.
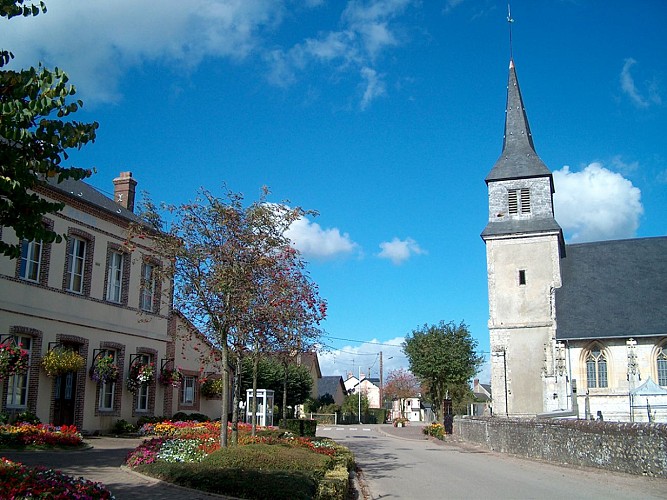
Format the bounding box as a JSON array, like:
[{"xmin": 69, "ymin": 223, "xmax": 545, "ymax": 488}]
[
  {"xmin": 0, "ymin": 423, "xmax": 114, "ymax": 499},
  {"xmin": 0, "ymin": 423, "xmax": 84, "ymax": 450},
  {"xmin": 128, "ymin": 421, "xmax": 354, "ymax": 499}
]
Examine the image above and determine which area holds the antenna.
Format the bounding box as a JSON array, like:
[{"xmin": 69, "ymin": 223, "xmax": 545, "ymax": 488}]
[{"xmin": 507, "ymin": 2, "xmax": 515, "ymax": 61}]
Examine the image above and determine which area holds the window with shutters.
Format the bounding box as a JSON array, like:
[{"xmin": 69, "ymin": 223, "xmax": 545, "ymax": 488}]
[{"xmin": 508, "ymin": 188, "xmax": 531, "ymax": 215}]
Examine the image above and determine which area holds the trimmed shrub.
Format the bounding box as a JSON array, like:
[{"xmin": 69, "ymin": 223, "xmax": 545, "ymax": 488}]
[
  {"xmin": 112, "ymin": 419, "xmax": 137, "ymax": 435},
  {"xmin": 285, "ymin": 418, "xmax": 317, "ymax": 437}
]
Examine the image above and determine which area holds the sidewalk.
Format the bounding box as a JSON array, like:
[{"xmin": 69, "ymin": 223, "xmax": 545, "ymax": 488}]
[
  {"xmin": 1, "ymin": 436, "xmax": 227, "ymax": 499},
  {"xmin": 375, "ymin": 422, "xmax": 429, "ymax": 441}
]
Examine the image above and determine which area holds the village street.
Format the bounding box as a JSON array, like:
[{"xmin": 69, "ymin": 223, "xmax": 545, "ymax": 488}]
[{"xmin": 317, "ymin": 424, "xmax": 667, "ymax": 500}]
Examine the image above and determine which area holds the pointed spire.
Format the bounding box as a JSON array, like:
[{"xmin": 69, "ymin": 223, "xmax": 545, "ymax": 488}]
[{"xmin": 485, "ymin": 60, "xmax": 552, "ymax": 183}]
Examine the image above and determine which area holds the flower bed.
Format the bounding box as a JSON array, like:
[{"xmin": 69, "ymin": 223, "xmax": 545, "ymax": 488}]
[
  {"xmin": 127, "ymin": 420, "xmax": 353, "ymax": 499},
  {"xmin": 422, "ymin": 422, "xmax": 445, "ymax": 440},
  {"xmin": 0, "ymin": 423, "xmax": 84, "ymax": 449},
  {"xmin": 0, "ymin": 458, "xmax": 114, "ymax": 499}
]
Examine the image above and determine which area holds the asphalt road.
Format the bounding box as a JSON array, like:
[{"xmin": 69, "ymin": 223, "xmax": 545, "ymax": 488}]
[{"xmin": 317, "ymin": 424, "xmax": 667, "ymax": 500}]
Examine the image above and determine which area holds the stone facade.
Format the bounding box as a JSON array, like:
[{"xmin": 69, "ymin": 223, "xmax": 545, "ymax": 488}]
[{"xmin": 454, "ymin": 416, "xmax": 667, "ymax": 477}]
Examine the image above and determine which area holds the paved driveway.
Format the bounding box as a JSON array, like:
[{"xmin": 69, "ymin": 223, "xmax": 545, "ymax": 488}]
[{"xmin": 1, "ymin": 436, "xmax": 227, "ymax": 499}]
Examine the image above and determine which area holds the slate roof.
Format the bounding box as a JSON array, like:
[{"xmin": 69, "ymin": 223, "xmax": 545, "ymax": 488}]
[
  {"xmin": 555, "ymin": 236, "xmax": 667, "ymax": 340},
  {"xmin": 486, "ymin": 60, "xmax": 553, "ymax": 183},
  {"xmin": 481, "ymin": 217, "xmax": 563, "ymax": 239},
  {"xmin": 45, "ymin": 176, "xmax": 143, "ymax": 224},
  {"xmin": 318, "ymin": 376, "xmax": 345, "ymax": 398}
]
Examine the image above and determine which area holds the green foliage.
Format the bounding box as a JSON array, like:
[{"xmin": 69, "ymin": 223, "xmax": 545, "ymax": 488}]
[
  {"xmin": 112, "ymin": 419, "xmax": 137, "ymax": 435},
  {"xmin": 241, "ymin": 357, "xmax": 313, "ymax": 410},
  {"xmin": 137, "ymin": 444, "xmax": 331, "ymax": 499},
  {"xmin": 284, "ymin": 419, "xmax": 317, "ymax": 437},
  {"xmin": 403, "ymin": 321, "xmax": 483, "ymax": 419},
  {"xmin": 1, "ymin": 0, "xmax": 98, "ymax": 258},
  {"xmin": 366, "ymin": 408, "xmax": 387, "ymax": 424},
  {"xmin": 172, "ymin": 411, "xmax": 210, "ymax": 422},
  {"xmin": 423, "ymin": 422, "xmax": 445, "ymax": 440}
]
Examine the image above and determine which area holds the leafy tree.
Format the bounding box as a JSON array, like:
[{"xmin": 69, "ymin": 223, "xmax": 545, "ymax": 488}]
[
  {"xmin": 383, "ymin": 368, "xmax": 421, "ymax": 417},
  {"xmin": 129, "ymin": 188, "xmax": 323, "ymax": 447},
  {"xmin": 239, "ymin": 356, "xmax": 313, "ymax": 414},
  {"xmin": 341, "ymin": 393, "xmax": 369, "ymax": 422},
  {"xmin": 1, "ymin": 0, "xmax": 98, "ymax": 258},
  {"xmin": 403, "ymin": 321, "xmax": 483, "ymax": 421}
]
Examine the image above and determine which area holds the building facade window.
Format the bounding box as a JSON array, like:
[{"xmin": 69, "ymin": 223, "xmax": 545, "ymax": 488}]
[
  {"xmin": 6, "ymin": 335, "xmax": 31, "ymax": 408},
  {"xmin": 66, "ymin": 237, "xmax": 87, "ymax": 293},
  {"xmin": 181, "ymin": 375, "xmax": 196, "ymax": 405},
  {"xmin": 657, "ymin": 348, "xmax": 667, "ymax": 386},
  {"xmin": 508, "ymin": 188, "xmax": 531, "ymax": 215},
  {"xmin": 140, "ymin": 262, "xmax": 156, "ymax": 312},
  {"xmin": 106, "ymin": 252, "xmax": 124, "ymax": 303},
  {"xmin": 98, "ymin": 349, "xmax": 117, "ymax": 411},
  {"xmin": 586, "ymin": 347, "xmax": 608, "ymax": 389},
  {"xmin": 136, "ymin": 354, "xmax": 151, "ymax": 411},
  {"xmin": 19, "ymin": 240, "xmax": 42, "ymax": 283}
]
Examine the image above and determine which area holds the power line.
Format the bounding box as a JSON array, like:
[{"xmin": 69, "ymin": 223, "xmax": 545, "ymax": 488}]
[{"xmin": 321, "ymin": 334, "xmax": 403, "ymax": 347}]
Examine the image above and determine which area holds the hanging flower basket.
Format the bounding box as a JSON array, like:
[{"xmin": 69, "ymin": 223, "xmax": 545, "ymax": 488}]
[
  {"xmin": 126, "ymin": 362, "xmax": 154, "ymax": 393},
  {"xmin": 158, "ymin": 366, "xmax": 183, "ymax": 387},
  {"xmin": 89, "ymin": 355, "xmax": 120, "ymax": 384},
  {"xmin": 199, "ymin": 377, "xmax": 223, "ymax": 398},
  {"xmin": 41, "ymin": 347, "xmax": 85, "ymax": 378},
  {"xmin": 0, "ymin": 343, "xmax": 29, "ymax": 379}
]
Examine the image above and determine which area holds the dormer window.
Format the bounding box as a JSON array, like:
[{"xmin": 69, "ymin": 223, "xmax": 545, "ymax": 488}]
[{"xmin": 508, "ymin": 188, "xmax": 530, "ymax": 215}]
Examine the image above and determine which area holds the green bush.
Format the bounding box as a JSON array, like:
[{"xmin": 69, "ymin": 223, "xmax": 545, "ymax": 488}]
[
  {"xmin": 112, "ymin": 419, "xmax": 137, "ymax": 434},
  {"xmin": 137, "ymin": 444, "xmax": 331, "ymax": 500},
  {"xmin": 14, "ymin": 411, "xmax": 40, "ymax": 425},
  {"xmin": 366, "ymin": 408, "xmax": 386, "ymax": 424},
  {"xmin": 137, "ymin": 415, "xmax": 163, "ymax": 427},
  {"xmin": 285, "ymin": 418, "xmax": 317, "ymax": 437}
]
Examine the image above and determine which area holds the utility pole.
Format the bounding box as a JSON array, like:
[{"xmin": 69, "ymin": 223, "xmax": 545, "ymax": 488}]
[
  {"xmin": 358, "ymin": 366, "xmax": 362, "ymax": 424},
  {"xmin": 379, "ymin": 351, "xmax": 384, "ymax": 409}
]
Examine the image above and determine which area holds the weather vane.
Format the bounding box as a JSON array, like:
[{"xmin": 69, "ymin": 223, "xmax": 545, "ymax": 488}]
[{"xmin": 507, "ymin": 2, "xmax": 515, "ymax": 61}]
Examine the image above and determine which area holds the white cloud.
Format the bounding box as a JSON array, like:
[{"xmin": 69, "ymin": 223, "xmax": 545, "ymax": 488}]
[
  {"xmin": 318, "ymin": 337, "xmax": 408, "ymax": 378},
  {"xmin": 620, "ymin": 58, "xmax": 662, "ymax": 108},
  {"xmin": 4, "ymin": 0, "xmax": 282, "ymax": 103},
  {"xmin": 377, "ymin": 237, "xmax": 426, "ymax": 265},
  {"xmin": 3, "ymin": 0, "xmax": 415, "ymax": 108},
  {"xmin": 286, "ymin": 217, "xmax": 358, "ymax": 259},
  {"xmin": 553, "ymin": 163, "xmax": 643, "ymax": 243},
  {"xmin": 360, "ymin": 67, "xmax": 387, "ymax": 109}
]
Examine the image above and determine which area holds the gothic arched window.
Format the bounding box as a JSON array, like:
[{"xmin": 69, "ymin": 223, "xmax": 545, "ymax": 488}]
[
  {"xmin": 586, "ymin": 347, "xmax": 608, "ymax": 389},
  {"xmin": 657, "ymin": 348, "xmax": 667, "ymax": 386}
]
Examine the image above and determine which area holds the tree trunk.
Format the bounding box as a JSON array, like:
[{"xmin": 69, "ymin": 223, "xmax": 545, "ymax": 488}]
[
  {"xmin": 252, "ymin": 353, "xmax": 259, "ymax": 436},
  {"xmin": 231, "ymin": 353, "xmax": 242, "ymax": 445},
  {"xmin": 220, "ymin": 342, "xmax": 229, "ymax": 448},
  {"xmin": 282, "ymin": 360, "xmax": 289, "ymax": 425}
]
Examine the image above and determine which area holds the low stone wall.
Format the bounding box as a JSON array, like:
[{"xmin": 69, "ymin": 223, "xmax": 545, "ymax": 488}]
[{"xmin": 454, "ymin": 416, "xmax": 667, "ymax": 477}]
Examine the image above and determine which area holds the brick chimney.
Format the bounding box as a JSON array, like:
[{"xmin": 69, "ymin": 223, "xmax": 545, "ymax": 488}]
[{"xmin": 112, "ymin": 172, "xmax": 137, "ymax": 212}]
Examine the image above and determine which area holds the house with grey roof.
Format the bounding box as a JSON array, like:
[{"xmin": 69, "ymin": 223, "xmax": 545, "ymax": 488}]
[
  {"xmin": 318, "ymin": 375, "xmax": 346, "ymax": 406},
  {"xmin": 482, "ymin": 59, "xmax": 667, "ymax": 422}
]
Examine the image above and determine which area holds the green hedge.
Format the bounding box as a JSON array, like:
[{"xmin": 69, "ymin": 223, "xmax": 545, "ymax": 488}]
[{"xmin": 284, "ymin": 419, "xmax": 318, "ymax": 437}]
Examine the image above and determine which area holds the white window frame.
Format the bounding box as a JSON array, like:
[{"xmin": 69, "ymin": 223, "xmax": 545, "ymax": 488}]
[
  {"xmin": 136, "ymin": 354, "xmax": 151, "ymax": 411},
  {"xmin": 19, "ymin": 239, "xmax": 42, "ymax": 283},
  {"xmin": 140, "ymin": 263, "xmax": 155, "ymax": 312},
  {"xmin": 67, "ymin": 237, "xmax": 87, "ymax": 293},
  {"xmin": 6, "ymin": 335, "xmax": 31, "ymax": 409},
  {"xmin": 586, "ymin": 347, "xmax": 608, "ymax": 389},
  {"xmin": 657, "ymin": 348, "xmax": 667, "ymax": 386},
  {"xmin": 106, "ymin": 252, "xmax": 124, "ymax": 303},
  {"xmin": 182, "ymin": 375, "xmax": 196, "ymax": 405},
  {"xmin": 98, "ymin": 349, "xmax": 117, "ymax": 411}
]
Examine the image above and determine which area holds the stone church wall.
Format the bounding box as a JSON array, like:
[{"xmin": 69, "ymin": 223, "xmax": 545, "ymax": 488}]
[{"xmin": 453, "ymin": 416, "xmax": 667, "ymax": 477}]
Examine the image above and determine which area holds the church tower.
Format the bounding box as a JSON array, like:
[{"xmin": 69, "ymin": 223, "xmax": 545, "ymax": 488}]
[{"xmin": 482, "ymin": 59, "xmax": 565, "ymax": 416}]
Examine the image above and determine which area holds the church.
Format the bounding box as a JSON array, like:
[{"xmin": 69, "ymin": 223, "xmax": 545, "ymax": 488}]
[{"xmin": 482, "ymin": 59, "xmax": 667, "ymax": 422}]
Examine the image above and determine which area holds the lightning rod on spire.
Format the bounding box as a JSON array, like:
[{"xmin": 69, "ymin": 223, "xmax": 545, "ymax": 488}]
[{"xmin": 507, "ymin": 2, "xmax": 515, "ymax": 61}]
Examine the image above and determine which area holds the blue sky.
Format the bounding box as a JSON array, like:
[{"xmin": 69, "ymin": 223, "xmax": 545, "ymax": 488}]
[{"xmin": 6, "ymin": 1, "xmax": 666, "ymax": 383}]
